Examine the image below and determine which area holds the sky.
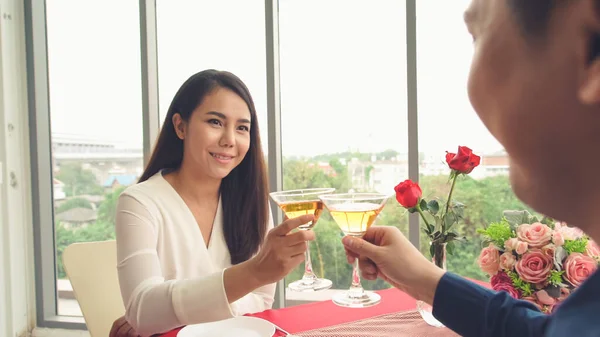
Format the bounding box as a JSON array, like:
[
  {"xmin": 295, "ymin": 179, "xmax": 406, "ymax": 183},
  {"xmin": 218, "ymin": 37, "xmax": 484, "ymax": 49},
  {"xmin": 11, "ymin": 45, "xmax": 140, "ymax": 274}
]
[{"xmin": 46, "ymin": 0, "xmax": 503, "ymax": 159}]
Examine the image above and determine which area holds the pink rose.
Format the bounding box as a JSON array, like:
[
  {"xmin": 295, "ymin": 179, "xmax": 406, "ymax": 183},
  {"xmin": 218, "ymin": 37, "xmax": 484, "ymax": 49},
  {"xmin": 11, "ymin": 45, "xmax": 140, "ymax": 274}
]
[
  {"xmin": 563, "ymin": 253, "xmax": 598, "ymax": 287},
  {"xmin": 516, "ymin": 241, "xmax": 529, "ymax": 255},
  {"xmin": 499, "ymin": 252, "xmax": 517, "ymax": 271},
  {"xmin": 515, "ymin": 250, "xmax": 553, "ymax": 284},
  {"xmin": 541, "ymin": 244, "xmax": 555, "ymax": 258},
  {"xmin": 554, "ymin": 222, "xmax": 583, "ymax": 241},
  {"xmin": 522, "ymin": 296, "xmax": 543, "ymax": 310},
  {"xmin": 478, "ymin": 244, "xmax": 501, "ymax": 276},
  {"xmin": 505, "ymin": 238, "xmax": 519, "ymax": 252},
  {"xmin": 517, "ymin": 223, "xmax": 552, "ymax": 248},
  {"xmin": 552, "ymin": 231, "xmax": 565, "ymax": 246},
  {"xmin": 585, "ymin": 240, "xmax": 600, "ymax": 260},
  {"xmin": 535, "ymin": 289, "xmax": 556, "ymax": 306}
]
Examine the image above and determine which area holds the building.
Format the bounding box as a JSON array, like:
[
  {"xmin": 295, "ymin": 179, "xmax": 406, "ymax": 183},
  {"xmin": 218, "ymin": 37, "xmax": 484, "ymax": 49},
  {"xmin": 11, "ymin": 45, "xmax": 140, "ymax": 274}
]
[
  {"xmin": 102, "ymin": 174, "xmax": 138, "ymax": 190},
  {"xmin": 52, "ymin": 133, "xmax": 143, "ymax": 187}
]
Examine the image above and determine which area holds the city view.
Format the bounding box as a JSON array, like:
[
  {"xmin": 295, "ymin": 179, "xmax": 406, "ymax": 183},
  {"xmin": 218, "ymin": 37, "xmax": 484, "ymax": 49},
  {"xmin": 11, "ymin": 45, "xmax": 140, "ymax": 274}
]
[{"xmin": 51, "ymin": 130, "xmax": 527, "ymax": 314}]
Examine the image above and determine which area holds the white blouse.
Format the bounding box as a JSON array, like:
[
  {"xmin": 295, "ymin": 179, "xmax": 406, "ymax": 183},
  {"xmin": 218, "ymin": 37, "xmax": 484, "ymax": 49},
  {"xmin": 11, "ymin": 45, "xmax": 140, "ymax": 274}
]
[{"xmin": 115, "ymin": 171, "xmax": 276, "ymax": 337}]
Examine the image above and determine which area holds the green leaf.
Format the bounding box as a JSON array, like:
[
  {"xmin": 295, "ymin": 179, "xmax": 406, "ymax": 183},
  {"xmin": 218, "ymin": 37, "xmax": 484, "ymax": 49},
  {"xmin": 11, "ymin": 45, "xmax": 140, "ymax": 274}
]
[
  {"xmin": 548, "ymin": 270, "xmax": 565, "ymax": 286},
  {"xmin": 564, "ymin": 238, "xmax": 588, "ymax": 254},
  {"xmin": 506, "ymin": 270, "xmax": 533, "ymax": 297},
  {"xmin": 477, "ymin": 221, "xmax": 514, "ymax": 248},
  {"xmin": 554, "ymin": 246, "xmax": 567, "ymax": 270},
  {"xmin": 444, "ymin": 213, "xmax": 456, "ymax": 229},
  {"xmin": 429, "ymin": 244, "xmax": 435, "ymax": 259},
  {"xmin": 541, "ymin": 216, "xmax": 555, "ymax": 228},
  {"xmin": 419, "ymin": 199, "xmax": 428, "ymax": 211},
  {"xmin": 503, "ymin": 210, "xmax": 532, "ymax": 228},
  {"xmin": 408, "ymin": 207, "xmax": 417, "ymax": 214},
  {"xmin": 426, "ymin": 222, "xmax": 435, "ymax": 234},
  {"xmin": 452, "ymin": 205, "xmax": 465, "ymax": 219},
  {"xmin": 446, "ymin": 232, "xmax": 459, "ymax": 241},
  {"xmin": 427, "ymin": 200, "xmax": 440, "ymax": 215},
  {"xmin": 447, "ymin": 241, "xmax": 455, "ymax": 255}
]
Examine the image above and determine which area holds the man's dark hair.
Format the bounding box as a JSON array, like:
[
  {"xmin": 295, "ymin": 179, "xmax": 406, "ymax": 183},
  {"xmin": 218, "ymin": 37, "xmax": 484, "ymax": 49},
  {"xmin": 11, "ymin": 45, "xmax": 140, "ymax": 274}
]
[
  {"xmin": 507, "ymin": 0, "xmax": 558, "ymax": 36},
  {"xmin": 508, "ymin": 0, "xmax": 600, "ymax": 60}
]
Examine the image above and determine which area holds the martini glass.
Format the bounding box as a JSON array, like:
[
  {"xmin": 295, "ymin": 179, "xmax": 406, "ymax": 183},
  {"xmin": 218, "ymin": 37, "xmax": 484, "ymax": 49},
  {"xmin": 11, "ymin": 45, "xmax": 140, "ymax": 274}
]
[
  {"xmin": 269, "ymin": 188, "xmax": 336, "ymax": 292},
  {"xmin": 319, "ymin": 193, "xmax": 391, "ymax": 308}
]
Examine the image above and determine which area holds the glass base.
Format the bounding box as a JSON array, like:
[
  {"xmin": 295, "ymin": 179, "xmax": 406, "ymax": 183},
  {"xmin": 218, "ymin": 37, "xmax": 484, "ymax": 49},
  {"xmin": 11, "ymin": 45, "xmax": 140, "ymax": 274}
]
[
  {"xmin": 417, "ymin": 300, "xmax": 445, "ymax": 327},
  {"xmin": 287, "ymin": 278, "xmax": 333, "ymax": 292},
  {"xmin": 332, "ymin": 290, "xmax": 381, "ymax": 308}
]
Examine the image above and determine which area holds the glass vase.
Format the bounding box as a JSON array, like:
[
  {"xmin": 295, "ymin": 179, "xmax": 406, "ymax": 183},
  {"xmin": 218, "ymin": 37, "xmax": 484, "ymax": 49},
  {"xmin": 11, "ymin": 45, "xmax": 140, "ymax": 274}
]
[{"xmin": 417, "ymin": 242, "xmax": 446, "ymax": 328}]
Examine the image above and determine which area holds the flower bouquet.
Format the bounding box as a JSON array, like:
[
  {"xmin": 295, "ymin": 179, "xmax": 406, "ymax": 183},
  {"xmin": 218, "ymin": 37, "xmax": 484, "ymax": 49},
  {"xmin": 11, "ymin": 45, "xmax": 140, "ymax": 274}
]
[{"xmin": 477, "ymin": 210, "xmax": 600, "ymax": 313}]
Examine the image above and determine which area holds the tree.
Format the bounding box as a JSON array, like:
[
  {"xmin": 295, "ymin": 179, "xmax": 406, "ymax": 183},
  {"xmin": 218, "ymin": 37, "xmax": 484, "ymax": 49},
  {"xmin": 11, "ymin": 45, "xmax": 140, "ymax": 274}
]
[
  {"xmin": 282, "ymin": 155, "xmax": 538, "ymax": 290},
  {"xmin": 55, "ymin": 187, "xmax": 123, "ymax": 278},
  {"xmin": 55, "ymin": 163, "xmax": 103, "ymax": 196},
  {"xmin": 55, "ymin": 197, "xmax": 93, "ymax": 213}
]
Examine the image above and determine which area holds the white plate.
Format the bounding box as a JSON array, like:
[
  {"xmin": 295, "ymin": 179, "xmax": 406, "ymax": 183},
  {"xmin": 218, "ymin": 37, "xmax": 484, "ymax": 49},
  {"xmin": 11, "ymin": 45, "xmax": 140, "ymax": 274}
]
[{"xmin": 177, "ymin": 316, "xmax": 275, "ymax": 337}]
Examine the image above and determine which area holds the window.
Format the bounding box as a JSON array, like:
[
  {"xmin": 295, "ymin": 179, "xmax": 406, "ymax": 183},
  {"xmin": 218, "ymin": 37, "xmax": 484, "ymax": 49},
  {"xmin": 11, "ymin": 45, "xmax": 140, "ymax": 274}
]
[
  {"xmin": 33, "ymin": 0, "xmax": 143, "ymax": 322},
  {"xmin": 416, "ymin": 0, "xmax": 533, "ymax": 280},
  {"xmin": 156, "ymin": 0, "xmax": 269, "ymax": 155},
  {"xmin": 24, "ymin": 0, "xmax": 532, "ymax": 331},
  {"xmin": 278, "ymin": 0, "xmax": 409, "ymax": 304}
]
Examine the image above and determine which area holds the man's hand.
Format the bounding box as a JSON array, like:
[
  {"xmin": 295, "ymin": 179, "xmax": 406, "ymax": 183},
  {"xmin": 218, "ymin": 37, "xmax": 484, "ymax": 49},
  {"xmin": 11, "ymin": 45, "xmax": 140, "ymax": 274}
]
[{"xmin": 342, "ymin": 226, "xmax": 445, "ymax": 304}]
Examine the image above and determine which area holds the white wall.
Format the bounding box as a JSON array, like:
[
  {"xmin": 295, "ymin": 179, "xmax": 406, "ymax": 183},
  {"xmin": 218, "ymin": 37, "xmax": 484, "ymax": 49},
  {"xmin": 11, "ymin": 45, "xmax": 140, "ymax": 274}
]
[
  {"xmin": 0, "ymin": 0, "xmax": 36, "ymax": 336},
  {"xmin": 0, "ymin": 1, "xmax": 92, "ymax": 336}
]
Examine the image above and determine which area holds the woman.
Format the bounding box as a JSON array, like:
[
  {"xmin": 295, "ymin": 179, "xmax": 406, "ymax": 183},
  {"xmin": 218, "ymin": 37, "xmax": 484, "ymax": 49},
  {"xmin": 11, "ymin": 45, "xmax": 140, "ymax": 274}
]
[
  {"xmin": 110, "ymin": 70, "xmax": 313, "ymax": 337},
  {"xmin": 342, "ymin": 0, "xmax": 600, "ymax": 336}
]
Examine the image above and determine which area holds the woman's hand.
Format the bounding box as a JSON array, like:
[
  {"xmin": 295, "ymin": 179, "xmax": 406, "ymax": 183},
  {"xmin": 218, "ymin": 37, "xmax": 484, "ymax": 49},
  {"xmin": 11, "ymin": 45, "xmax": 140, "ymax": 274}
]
[
  {"xmin": 223, "ymin": 214, "xmax": 315, "ymax": 303},
  {"xmin": 250, "ymin": 214, "xmax": 315, "ymax": 284},
  {"xmin": 109, "ymin": 316, "xmax": 140, "ymax": 337}
]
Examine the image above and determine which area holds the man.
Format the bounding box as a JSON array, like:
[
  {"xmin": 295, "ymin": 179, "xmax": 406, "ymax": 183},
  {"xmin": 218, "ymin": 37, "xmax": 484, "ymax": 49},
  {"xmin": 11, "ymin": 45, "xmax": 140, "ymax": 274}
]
[{"xmin": 343, "ymin": 0, "xmax": 600, "ymax": 336}]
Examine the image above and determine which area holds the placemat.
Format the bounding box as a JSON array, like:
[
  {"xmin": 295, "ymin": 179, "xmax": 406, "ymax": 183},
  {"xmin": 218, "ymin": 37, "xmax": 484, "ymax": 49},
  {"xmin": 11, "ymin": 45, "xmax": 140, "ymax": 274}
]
[{"xmin": 296, "ymin": 310, "xmax": 460, "ymax": 337}]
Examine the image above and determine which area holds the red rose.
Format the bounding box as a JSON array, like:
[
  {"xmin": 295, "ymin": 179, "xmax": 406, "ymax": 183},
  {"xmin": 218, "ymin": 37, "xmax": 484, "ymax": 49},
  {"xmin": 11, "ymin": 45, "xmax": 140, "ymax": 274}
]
[
  {"xmin": 393, "ymin": 179, "xmax": 422, "ymax": 208},
  {"xmin": 445, "ymin": 146, "xmax": 481, "ymax": 174},
  {"xmin": 490, "ymin": 271, "xmax": 512, "ymax": 288},
  {"xmin": 493, "ymin": 282, "xmax": 521, "ymax": 299}
]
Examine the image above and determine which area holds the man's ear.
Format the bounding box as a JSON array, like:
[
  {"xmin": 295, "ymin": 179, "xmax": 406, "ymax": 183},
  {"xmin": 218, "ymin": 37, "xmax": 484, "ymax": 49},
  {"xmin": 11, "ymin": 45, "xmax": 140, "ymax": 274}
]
[
  {"xmin": 580, "ymin": 55, "xmax": 600, "ymax": 104},
  {"xmin": 172, "ymin": 113, "xmax": 186, "ymax": 140},
  {"xmin": 579, "ymin": 1, "xmax": 600, "ymax": 104}
]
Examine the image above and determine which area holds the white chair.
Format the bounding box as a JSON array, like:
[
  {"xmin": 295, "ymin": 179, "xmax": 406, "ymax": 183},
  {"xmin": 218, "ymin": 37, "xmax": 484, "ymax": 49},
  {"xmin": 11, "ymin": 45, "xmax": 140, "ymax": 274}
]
[{"xmin": 62, "ymin": 240, "xmax": 125, "ymax": 337}]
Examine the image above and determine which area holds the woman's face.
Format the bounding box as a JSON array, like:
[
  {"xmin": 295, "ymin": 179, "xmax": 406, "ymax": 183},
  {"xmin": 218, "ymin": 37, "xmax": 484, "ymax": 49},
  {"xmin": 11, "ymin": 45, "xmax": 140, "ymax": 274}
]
[{"xmin": 174, "ymin": 87, "xmax": 252, "ymax": 180}]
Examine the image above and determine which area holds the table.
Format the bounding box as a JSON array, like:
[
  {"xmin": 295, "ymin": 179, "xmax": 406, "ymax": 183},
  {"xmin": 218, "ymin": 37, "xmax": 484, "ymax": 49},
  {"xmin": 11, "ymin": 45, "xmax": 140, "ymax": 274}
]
[
  {"xmin": 161, "ymin": 280, "xmax": 489, "ymax": 336},
  {"xmin": 161, "ymin": 288, "xmax": 413, "ymax": 337}
]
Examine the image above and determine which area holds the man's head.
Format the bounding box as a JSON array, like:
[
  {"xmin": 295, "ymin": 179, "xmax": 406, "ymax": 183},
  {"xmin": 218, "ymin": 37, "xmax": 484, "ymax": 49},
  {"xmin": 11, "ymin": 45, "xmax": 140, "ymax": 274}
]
[{"xmin": 465, "ymin": 0, "xmax": 600, "ymax": 229}]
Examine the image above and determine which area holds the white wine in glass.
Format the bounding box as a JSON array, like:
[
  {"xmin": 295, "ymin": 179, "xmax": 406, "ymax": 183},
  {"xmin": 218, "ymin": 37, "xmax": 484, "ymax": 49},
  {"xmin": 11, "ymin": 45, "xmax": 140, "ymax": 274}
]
[
  {"xmin": 319, "ymin": 193, "xmax": 391, "ymax": 308},
  {"xmin": 270, "ymin": 188, "xmax": 335, "ymax": 292}
]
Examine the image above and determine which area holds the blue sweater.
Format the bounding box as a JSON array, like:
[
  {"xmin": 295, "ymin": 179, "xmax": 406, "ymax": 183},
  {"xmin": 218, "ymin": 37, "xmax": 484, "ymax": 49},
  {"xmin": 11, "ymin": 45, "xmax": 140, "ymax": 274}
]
[{"xmin": 432, "ymin": 270, "xmax": 600, "ymax": 337}]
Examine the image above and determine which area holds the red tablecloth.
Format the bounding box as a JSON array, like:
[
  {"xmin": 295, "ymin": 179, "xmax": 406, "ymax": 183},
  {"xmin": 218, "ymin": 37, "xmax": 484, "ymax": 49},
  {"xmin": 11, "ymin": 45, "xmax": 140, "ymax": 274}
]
[{"xmin": 160, "ymin": 280, "xmax": 489, "ymax": 337}]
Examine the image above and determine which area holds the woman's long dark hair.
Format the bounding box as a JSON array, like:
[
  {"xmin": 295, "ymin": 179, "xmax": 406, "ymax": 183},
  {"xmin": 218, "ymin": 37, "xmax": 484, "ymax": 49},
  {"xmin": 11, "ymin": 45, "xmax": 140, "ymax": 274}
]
[{"xmin": 139, "ymin": 70, "xmax": 269, "ymax": 265}]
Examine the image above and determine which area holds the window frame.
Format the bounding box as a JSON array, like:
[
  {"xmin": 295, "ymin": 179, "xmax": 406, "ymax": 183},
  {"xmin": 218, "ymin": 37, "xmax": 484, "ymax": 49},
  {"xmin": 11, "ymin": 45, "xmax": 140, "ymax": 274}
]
[{"xmin": 25, "ymin": 0, "xmax": 420, "ymax": 329}]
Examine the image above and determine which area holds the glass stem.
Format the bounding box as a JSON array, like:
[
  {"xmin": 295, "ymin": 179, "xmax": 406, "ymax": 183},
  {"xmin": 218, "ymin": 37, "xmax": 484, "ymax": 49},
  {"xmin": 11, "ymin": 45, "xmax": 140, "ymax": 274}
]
[
  {"xmin": 301, "ymin": 240, "xmax": 317, "ymax": 284},
  {"xmin": 347, "ymin": 258, "xmax": 364, "ymax": 298}
]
